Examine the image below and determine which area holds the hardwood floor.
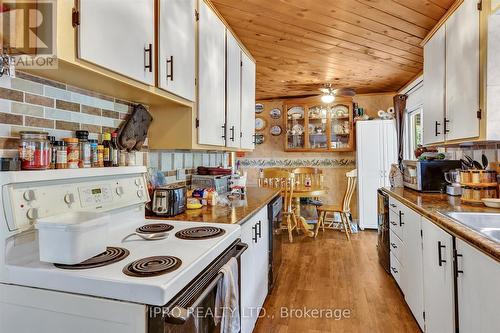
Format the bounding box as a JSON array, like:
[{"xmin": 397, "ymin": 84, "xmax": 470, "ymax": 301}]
[{"xmin": 254, "ymin": 230, "xmax": 421, "ymax": 333}]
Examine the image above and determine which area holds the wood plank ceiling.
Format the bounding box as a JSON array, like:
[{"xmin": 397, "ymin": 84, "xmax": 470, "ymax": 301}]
[{"xmin": 211, "ymin": 0, "xmax": 455, "ymax": 100}]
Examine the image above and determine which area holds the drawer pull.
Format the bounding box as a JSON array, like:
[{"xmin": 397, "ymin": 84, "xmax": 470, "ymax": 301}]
[
  {"xmin": 390, "ymin": 242, "xmax": 397, "ymax": 249},
  {"xmin": 391, "ymin": 267, "xmax": 398, "ymax": 274},
  {"xmin": 390, "ymin": 204, "xmax": 397, "ymax": 208},
  {"xmin": 390, "ymin": 221, "xmax": 397, "ymax": 226},
  {"xmin": 438, "ymin": 241, "xmax": 446, "ymax": 267}
]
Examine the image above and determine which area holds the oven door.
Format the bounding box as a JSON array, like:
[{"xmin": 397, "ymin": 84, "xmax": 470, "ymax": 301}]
[{"xmin": 148, "ymin": 241, "xmax": 247, "ymax": 333}]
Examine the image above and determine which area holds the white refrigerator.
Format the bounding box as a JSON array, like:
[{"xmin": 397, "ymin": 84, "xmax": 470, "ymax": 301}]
[{"xmin": 356, "ymin": 119, "xmax": 397, "ymax": 229}]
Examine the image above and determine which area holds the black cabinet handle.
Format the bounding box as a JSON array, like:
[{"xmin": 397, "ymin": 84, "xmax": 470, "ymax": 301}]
[
  {"xmin": 252, "ymin": 224, "xmax": 257, "ymax": 243},
  {"xmin": 444, "ymin": 118, "xmax": 450, "ymax": 134},
  {"xmin": 390, "ymin": 203, "xmax": 397, "ymax": 208},
  {"xmin": 144, "ymin": 44, "xmax": 152, "ymax": 72},
  {"xmin": 222, "ymin": 124, "xmax": 226, "ymax": 140},
  {"xmin": 166, "ymin": 56, "xmax": 174, "ymax": 81},
  {"xmin": 256, "ymin": 221, "xmax": 262, "ymax": 239},
  {"xmin": 390, "ymin": 242, "xmax": 397, "ymax": 249},
  {"xmin": 391, "ymin": 267, "xmax": 398, "ymax": 274},
  {"xmin": 399, "ymin": 211, "xmax": 405, "ymax": 226},
  {"xmin": 438, "ymin": 241, "xmax": 446, "ymax": 266},
  {"xmin": 230, "ymin": 126, "xmax": 235, "ymax": 142},
  {"xmin": 390, "ymin": 221, "xmax": 397, "ymax": 226},
  {"xmin": 455, "ymin": 252, "xmax": 463, "ymax": 275},
  {"xmin": 435, "ymin": 121, "xmax": 441, "ymax": 136},
  {"xmin": 252, "ymin": 134, "xmax": 256, "ymax": 144}
]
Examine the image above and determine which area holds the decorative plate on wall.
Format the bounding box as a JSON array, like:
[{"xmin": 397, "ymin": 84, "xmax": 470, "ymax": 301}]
[
  {"xmin": 270, "ymin": 125, "xmax": 282, "ymax": 136},
  {"xmin": 255, "ymin": 117, "xmax": 267, "ymax": 131},
  {"xmin": 255, "ymin": 103, "xmax": 264, "ymax": 114},
  {"xmin": 255, "ymin": 134, "xmax": 265, "ymax": 145},
  {"xmin": 269, "ymin": 108, "xmax": 282, "ymax": 119}
]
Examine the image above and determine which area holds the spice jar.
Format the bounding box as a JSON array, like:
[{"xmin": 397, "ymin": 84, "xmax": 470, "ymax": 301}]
[
  {"xmin": 89, "ymin": 139, "xmax": 99, "ymax": 167},
  {"xmin": 97, "ymin": 144, "xmax": 104, "ymax": 167},
  {"xmin": 48, "ymin": 136, "xmax": 56, "ymax": 169},
  {"xmin": 462, "ymin": 186, "xmax": 472, "ymax": 200},
  {"xmin": 472, "ymin": 187, "xmax": 482, "ymax": 201},
  {"xmin": 460, "ymin": 170, "xmax": 471, "ymax": 184},
  {"xmin": 485, "ymin": 186, "xmax": 497, "ymax": 199},
  {"xmin": 471, "ymin": 171, "xmax": 481, "ymax": 184},
  {"xmin": 76, "ymin": 130, "xmax": 91, "ymax": 168},
  {"xmin": 19, "ymin": 131, "xmax": 51, "ymax": 170},
  {"xmin": 482, "ymin": 170, "xmax": 497, "ymax": 184},
  {"xmin": 55, "ymin": 141, "xmax": 67, "ymax": 169},
  {"xmin": 64, "ymin": 138, "xmax": 79, "ymax": 169}
]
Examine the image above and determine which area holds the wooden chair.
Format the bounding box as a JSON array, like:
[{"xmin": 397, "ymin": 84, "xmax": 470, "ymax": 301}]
[
  {"xmin": 315, "ymin": 169, "xmax": 357, "ymax": 240},
  {"xmin": 259, "ymin": 169, "xmax": 298, "ymax": 242},
  {"xmin": 291, "ymin": 167, "xmax": 324, "ymax": 188}
]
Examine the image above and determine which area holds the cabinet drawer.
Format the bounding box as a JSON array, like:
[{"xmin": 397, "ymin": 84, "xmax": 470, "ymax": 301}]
[
  {"xmin": 389, "ymin": 229, "xmax": 404, "ymax": 263},
  {"xmin": 388, "ymin": 197, "xmax": 400, "ymax": 214},
  {"xmin": 389, "ymin": 209, "xmax": 403, "ymax": 240},
  {"xmin": 390, "ymin": 252, "xmax": 403, "ymax": 289}
]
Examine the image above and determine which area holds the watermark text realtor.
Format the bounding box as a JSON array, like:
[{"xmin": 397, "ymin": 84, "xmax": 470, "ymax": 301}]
[{"xmin": 0, "ymin": 0, "xmax": 57, "ymax": 69}]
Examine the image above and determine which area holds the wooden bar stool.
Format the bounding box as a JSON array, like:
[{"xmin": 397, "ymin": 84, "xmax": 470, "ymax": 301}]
[
  {"xmin": 316, "ymin": 169, "xmax": 357, "ymax": 240},
  {"xmin": 259, "ymin": 169, "xmax": 298, "ymax": 242}
]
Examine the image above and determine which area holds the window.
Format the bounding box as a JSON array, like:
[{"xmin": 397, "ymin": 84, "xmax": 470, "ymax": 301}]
[{"xmin": 402, "ymin": 78, "xmax": 423, "ymax": 160}]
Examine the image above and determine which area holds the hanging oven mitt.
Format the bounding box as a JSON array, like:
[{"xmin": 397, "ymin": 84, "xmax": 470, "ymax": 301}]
[{"xmin": 116, "ymin": 104, "xmax": 153, "ymax": 151}]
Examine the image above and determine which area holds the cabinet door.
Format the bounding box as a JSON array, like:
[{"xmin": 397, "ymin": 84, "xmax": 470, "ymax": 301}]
[
  {"xmin": 356, "ymin": 121, "xmax": 383, "ymax": 229},
  {"xmin": 240, "ymin": 51, "xmax": 256, "ymax": 150},
  {"xmin": 158, "ymin": 0, "xmax": 196, "ymax": 101},
  {"xmin": 198, "ymin": 1, "xmax": 226, "ymax": 146},
  {"xmin": 253, "ymin": 207, "xmax": 269, "ymax": 308},
  {"xmin": 78, "ymin": 0, "xmax": 155, "ymax": 85},
  {"xmin": 381, "ymin": 120, "xmax": 397, "ymax": 186},
  {"xmin": 400, "ymin": 207, "xmax": 425, "ymax": 330},
  {"xmin": 422, "ymin": 218, "xmax": 455, "ymax": 333},
  {"xmin": 456, "ymin": 239, "xmax": 500, "ymax": 333},
  {"xmin": 445, "ymin": 0, "xmax": 480, "ymax": 141},
  {"xmin": 240, "ymin": 218, "xmax": 257, "ymax": 333},
  {"xmin": 423, "ymin": 25, "xmax": 446, "ymax": 145},
  {"xmin": 226, "ymin": 31, "xmax": 242, "ymax": 148}
]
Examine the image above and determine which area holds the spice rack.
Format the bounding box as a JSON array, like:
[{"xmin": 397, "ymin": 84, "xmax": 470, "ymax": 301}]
[{"xmin": 460, "ymin": 170, "xmax": 498, "ymax": 205}]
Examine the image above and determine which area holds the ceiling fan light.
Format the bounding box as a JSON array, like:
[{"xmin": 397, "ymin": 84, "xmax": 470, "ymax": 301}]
[{"xmin": 321, "ymin": 94, "xmax": 335, "ymax": 104}]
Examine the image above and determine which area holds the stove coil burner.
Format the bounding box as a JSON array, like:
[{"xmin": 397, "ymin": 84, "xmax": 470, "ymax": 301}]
[
  {"xmin": 123, "ymin": 256, "xmax": 182, "ymax": 277},
  {"xmin": 175, "ymin": 226, "xmax": 226, "ymax": 240},
  {"xmin": 54, "ymin": 247, "xmax": 130, "ymax": 270},
  {"xmin": 136, "ymin": 223, "xmax": 174, "ymax": 234}
]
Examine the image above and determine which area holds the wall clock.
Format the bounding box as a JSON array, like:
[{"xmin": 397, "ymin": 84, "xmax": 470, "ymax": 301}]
[
  {"xmin": 269, "ymin": 108, "xmax": 282, "ymax": 119},
  {"xmin": 270, "ymin": 125, "xmax": 282, "ymax": 136},
  {"xmin": 255, "ymin": 117, "xmax": 267, "ymax": 131},
  {"xmin": 255, "ymin": 103, "xmax": 264, "ymax": 114}
]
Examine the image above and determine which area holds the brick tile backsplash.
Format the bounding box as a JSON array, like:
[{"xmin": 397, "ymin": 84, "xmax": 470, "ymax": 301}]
[
  {"xmin": 55, "ymin": 99, "xmax": 80, "ymax": 112},
  {"xmin": 25, "ymin": 93, "xmax": 54, "ymax": 107}
]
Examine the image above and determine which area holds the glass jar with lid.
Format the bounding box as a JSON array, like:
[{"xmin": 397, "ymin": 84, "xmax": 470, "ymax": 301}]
[
  {"xmin": 18, "ymin": 131, "xmax": 51, "ymax": 170},
  {"xmin": 76, "ymin": 130, "xmax": 91, "ymax": 168}
]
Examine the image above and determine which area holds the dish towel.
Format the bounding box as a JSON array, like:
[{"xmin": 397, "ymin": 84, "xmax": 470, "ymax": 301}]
[{"xmin": 214, "ymin": 257, "xmax": 240, "ymax": 333}]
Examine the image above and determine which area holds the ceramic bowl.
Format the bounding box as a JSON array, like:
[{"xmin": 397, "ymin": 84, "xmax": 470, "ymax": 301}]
[{"xmin": 481, "ymin": 198, "xmax": 500, "ymax": 208}]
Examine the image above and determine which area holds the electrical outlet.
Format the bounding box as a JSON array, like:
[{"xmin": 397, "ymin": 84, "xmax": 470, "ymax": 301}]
[{"xmin": 176, "ymin": 169, "xmax": 186, "ymax": 181}]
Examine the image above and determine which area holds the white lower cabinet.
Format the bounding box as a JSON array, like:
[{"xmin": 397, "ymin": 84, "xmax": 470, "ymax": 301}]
[
  {"xmin": 456, "ymin": 238, "xmax": 500, "ymax": 333},
  {"xmin": 422, "ymin": 218, "xmax": 455, "ymax": 333},
  {"xmin": 389, "ymin": 196, "xmax": 499, "ymax": 333},
  {"xmin": 240, "ymin": 206, "xmax": 269, "ymax": 333}
]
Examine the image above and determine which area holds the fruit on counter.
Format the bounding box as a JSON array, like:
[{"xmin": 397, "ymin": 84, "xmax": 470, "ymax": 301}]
[{"xmin": 187, "ymin": 198, "xmax": 202, "ymax": 210}]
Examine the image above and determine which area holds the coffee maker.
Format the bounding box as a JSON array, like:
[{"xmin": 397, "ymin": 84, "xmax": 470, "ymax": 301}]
[{"xmin": 444, "ymin": 170, "xmax": 462, "ymax": 196}]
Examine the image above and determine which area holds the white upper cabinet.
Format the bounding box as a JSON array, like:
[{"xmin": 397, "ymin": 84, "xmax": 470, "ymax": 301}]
[
  {"xmin": 422, "ymin": 218, "xmax": 455, "ymax": 333},
  {"xmin": 158, "ymin": 0, "xmax": 196, "ymax": 101},
  {"xmin": 445, "ymin": 0, "xmax": 480, "ymax": 141},
  {"xmin": 78, "ymin": 0, "xmax": 155, "ymax": 85},
  {"xmin": 423, "ymin": 25, "xmax": 446, "ymax": 145},
  {"xmin": 198, "ymin": 1, "xmax": 226, "ymax": 146},
  {"xmin": 226, "ymin": 31, "xmax": 242, "ymax": 148},
  {"xmin": 240, "ymin": 51, "xmax": 256, "ymax": 150}
]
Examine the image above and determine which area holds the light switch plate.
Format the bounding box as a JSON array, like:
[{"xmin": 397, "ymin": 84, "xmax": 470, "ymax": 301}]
[{"xmin": 176, "ymin": 169, "xmax": 186, "ymax": 181}]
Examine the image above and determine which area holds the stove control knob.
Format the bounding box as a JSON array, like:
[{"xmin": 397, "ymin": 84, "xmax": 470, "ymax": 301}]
[
  {"xmin": 64, "ymin": 193, "xmax": 75, "ymax": 204},
  {"xmin": 23, "ymin": 190, "xmax": 36, "ymax": 202},
  {"xmin": 116, "ymin": 186, "xmax": 124, "ymax": 196},
  {"xmin": 26, "ymin": 208, "xmax": 39, "ymax": 220},
  {"xmin": 137, "ymin": 190, "xmax": 143, "ymax": 198},
  {"xmin": 135, "ymin": 179, "xmax": 141, "ymax": 186}
]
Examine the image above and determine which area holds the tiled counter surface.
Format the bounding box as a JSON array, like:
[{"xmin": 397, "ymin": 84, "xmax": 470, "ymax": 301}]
[
  {"xmin": 382, "ymin": 187, "xmax": 500, "ymax": 262},
  {"xmin": 147, "ymin": 187, "xmax": 280, "ymax": 225}
]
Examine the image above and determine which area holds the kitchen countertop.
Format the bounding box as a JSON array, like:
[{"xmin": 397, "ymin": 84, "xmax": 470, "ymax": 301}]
[
  {"xmin": 147, "ymin": 187, "xmax": 281, "ymax": 225},
  {"xmin": 382, "ymin": 187, "xmax": 500, "ymax": 262}
]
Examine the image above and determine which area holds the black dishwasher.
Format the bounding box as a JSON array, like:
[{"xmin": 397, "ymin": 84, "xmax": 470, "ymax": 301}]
[
  {"xmin": 268, "ymin": 195, "xmax": 282, "ymax": 293},
  {"xmin": 377, "ymin": 189, "xmax": 390, "ymax": 274}
]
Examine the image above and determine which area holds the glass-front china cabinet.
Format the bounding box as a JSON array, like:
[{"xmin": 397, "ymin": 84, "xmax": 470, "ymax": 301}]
[{"xmin": 284, "ymin": 96, "xmax": 354, "ymax": 152}]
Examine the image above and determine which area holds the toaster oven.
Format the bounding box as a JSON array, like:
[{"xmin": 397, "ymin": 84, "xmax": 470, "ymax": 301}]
[{"xmin": 402, "ymin": 160, "xmax": 462, "ymax": 192}]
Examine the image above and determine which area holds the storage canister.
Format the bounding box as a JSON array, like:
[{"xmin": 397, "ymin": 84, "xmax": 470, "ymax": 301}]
[
  {"xmin": 76, "ymin": 130, "xmax": 91, "ymax": 168},
  {"xmin": 89, "ymin": 139, "xmax": 99, "ymax": 167},
  {"xmin": 64, "ymin": 138, "xmax": 79, "ymax": 169},
  {"xmin": 18, "ymin": 131, "xmax": 51, "ymax": 170}
]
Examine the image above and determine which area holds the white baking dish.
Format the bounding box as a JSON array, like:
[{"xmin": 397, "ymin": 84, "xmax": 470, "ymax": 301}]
[{"xmin": 35, "ymin": 212, "xmax": 110, "ymax": 265}]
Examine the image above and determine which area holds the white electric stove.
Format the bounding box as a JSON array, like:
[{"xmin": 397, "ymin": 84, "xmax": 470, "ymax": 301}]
[{"xmin": 0, "ymin": 167, "xmax": 243, "ymax": 333}]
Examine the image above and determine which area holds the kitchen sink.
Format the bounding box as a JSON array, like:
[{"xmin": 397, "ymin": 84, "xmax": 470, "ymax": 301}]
[{"xmin": 443, "ymin": 212, "xmax": 500, "ymax": 243}]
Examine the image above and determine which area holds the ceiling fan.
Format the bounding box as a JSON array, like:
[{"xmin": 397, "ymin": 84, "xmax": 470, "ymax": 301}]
[{"xmin": 319, "ymin": 84, "xmax": 356, "ymax": 103}]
